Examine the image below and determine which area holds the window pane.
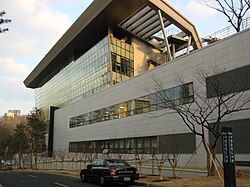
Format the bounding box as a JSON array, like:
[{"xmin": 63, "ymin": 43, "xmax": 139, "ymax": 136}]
[
  {"xmin": 125, "ymin": 139, "xmax": 130, "ymax": 149},
  {"xmin": 150, "ymin": 93, "xmax": 157, "ymax": 110},
  {"xmin": 151, "ymin": 137, "xmax": 158, "ymax": 148},
  {"xmin": 165, "ymin": 88, "xmax": 174, "ymax": 101},
  {"xmin": 120, "ymin": 139, "xmax": 124, "ymax": 149},
  {"xmin": 174, "ymin": 86, "xmax": 181, "ymax": 100},
  {"xmin": 144, "ymin": 138, "xmax": 151, "ymax": 148},
  {"xmin": 131, "ymin": 139, "xmax": 135, "ymax": 149},
  {"xmin": 114, "ymin": 140, "xmax": 119, "ymax": 149},
  {"xmin": 137, "ymin": 139, "xmax": 143, "ymax": 148}
]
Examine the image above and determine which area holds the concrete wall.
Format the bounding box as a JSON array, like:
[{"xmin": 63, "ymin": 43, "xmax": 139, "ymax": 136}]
[
  {"xmin": 54, "ymin": 29, "xmax": 250, "ymax": 169},
  {"xmin": 132, "ymin": 37, "xmax": 161, "ymax": 75}
]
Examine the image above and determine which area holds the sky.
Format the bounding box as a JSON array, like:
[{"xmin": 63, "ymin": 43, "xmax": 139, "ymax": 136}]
[{"xmin": 0, "ymin": 0, "xmax": 241, "ymax": 116}]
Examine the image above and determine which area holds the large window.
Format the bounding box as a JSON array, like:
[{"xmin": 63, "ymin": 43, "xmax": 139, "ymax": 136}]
[
  {"xmin": 158, "ymin": 133, "xmax": 196, "ymax": 154},
  {"xmin": 35, "ymin": 36, "xmax": 111, "ymax": 118},
  {"xmin": 69, "ymin": 82, "xmax": 194, "ymax": 128},
  {"xmin": 209, "ymin": 118, "xmax": 250, "ymax": 154},
  {"xmin": 35, "ymin": 35, "xmax": 135, "ymax": 119},
  {"xmin": 206, "ymin": 65, "xmax": 250, "ymax": 98},
  {"xmin": 112, "ymin": 53, "xmax": 134, "ymax": 77},
  {"xmin": 110, "ymin": 36, "xmax": 134, "ymax": 85},
  {"xmin": 69, "ymin": 134, "xmax": 195, "ymax": 154},
  {"xmin": 69, "ymin": 136, "xmax": 157, "ymax": 154}
]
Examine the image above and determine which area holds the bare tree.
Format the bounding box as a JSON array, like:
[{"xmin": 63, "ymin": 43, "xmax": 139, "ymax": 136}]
[
  {"xmin": 0, "ymin": 124, "xmax": 15, "ymax": 160},
  {"xmin": 22, "ymin": 154, "xmax": 30, "ymax": 169},
  {"xmin": 59, "ymin": 149, "xmax": 67, "ymax": 170},
  {"xmin": 13, "ymin": 123, "xmax": 29, "ymax": 169},
  {"xmin": 0, "ymin": 11, "xmax": 11, "ymax": 33},
  {"xmin": 149, "ymin": 149, "xmax": 157, "ymax": 175},
  {"xmin": 82, "ymin": 152, "xmax": 94, "ymax": 167},
  {"xmin": 154, "ymin": 154, "xmax": 168, "ymax": 180},
  {"xmin": 112, "ymin": 153, "xmax": 123, "ymax": 159},
  {"xmin": 150, "ymin": 66, "xmax": 250, "ymax": 175},
  {"xmin": 202, "ymin": 0, "xmax": 249, "ymax": 32},
  {"xmin": 26, "ymin": 108, "xmax": 47, "ymax": 170},
  {"xmin": 132, "ymin": 149, "xmax": 146, "ymax": 177},
  {"xmin": 167, "ymin": 152, "xmax": 181, "ymax": 178},
  {"xmin": 166, "ymin": 137, "xmax": 182, "ymax": 178},
  {"xmin": 77, "ymin": 151, "xmax": 95, "ymax": 169},
  {"xmin": 53, "ymin": 149, "xmax": 67, "ymax": 170}
]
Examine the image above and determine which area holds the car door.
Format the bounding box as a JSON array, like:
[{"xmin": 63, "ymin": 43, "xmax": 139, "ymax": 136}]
[
  {"xmin": 92, "ymin": 159, "xmax": 104, "ymax": 181},
  {"xmin": 86, "ymin": 160, "xmax": 97, "ymax": 181}
]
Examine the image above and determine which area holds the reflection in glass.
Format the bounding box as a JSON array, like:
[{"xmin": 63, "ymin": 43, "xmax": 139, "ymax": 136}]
[
  {"xmin": 35, "ymin": 37, "xmax": 111, "ymax": 118},
  {"xmin": 69, "ymin": 82, "xmax": 194, "ymax": 128}
]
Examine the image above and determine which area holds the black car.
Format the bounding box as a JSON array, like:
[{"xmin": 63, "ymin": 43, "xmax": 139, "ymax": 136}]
[{"xmin": 80, "ymin": 159, "xmax": 139, "ymax": 185}]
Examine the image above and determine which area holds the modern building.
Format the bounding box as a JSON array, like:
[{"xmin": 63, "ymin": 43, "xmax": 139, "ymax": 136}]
[{"xmin": 24, "ymin": 0, "xmax": 250, "ymax": 170}]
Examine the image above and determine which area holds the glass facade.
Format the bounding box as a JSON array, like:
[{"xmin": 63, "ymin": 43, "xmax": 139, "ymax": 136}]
[
  {"xmin": 69, "ymin": 82, "xmax": 194, "ymax": 128},
  {"xmin": 69, "ymin": 132, "xmax": 196, "ymax": 154},
  {"xmin": 69, "ymin": 136, "xmax": 158, "ymax": 154},
  {"xmin": 35, "ymin": 35, "xmax": 134, "ymax": 117},
  {"xmin": 110, "ymin": 36, "xmax": 134, "ymax": 84}
]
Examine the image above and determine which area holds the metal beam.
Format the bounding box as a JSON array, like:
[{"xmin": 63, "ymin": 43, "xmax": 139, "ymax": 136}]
[
  {"xmin": 158, "ymin": 10, "xmax": 172, "ymax": 60},
  {"xmin": 126, "ymin": 10, "xmax": 155, "ymax": 31},
  {"xmin": 133, "ymin": 15, "xmax": 159, "ymax": 34},
  {"xmin": 120, "ymin": 5, "xmax": 147, "ymax": 28},
  {"xmin": 141, "ymin": 20, "xmax": 171, "ymax": 40},
  {"xmin": 145, "ymin": 0, "xmax": 202, "ymax": 49},
  {"xmin": 172, "ymin": 44, "xmax": 176, "ymax": 59},
  {"xmin": 187, "ymin": 35, "xmax": 191, "ymax": 54}
]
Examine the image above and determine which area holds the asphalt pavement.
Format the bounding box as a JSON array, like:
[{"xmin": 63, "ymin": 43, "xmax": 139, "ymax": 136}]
[{"xmin": 0, "ymin": 171, "xmax": 147, "ymax": 187}]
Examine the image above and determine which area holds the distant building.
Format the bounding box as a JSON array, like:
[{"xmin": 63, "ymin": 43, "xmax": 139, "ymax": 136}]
[
  {"xmin": 8, "ymin": 110, "xmax": 21, "ymax": 116},
  {"xmin": 3, "ymin": 110, "xmax": 21, "ymax": 125},
  {"xmin": 4, "ymin": 110, "xmax": 21, "ymax": 118},
  {"xmin": 4, "ymin": 112, "xmax": 15, "ymax": 119}
]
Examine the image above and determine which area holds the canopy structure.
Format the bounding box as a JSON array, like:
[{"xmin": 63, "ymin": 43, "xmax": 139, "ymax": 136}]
[{"xmin": 24, "ymin": 0, "xmax": 202, "ymax": 88}]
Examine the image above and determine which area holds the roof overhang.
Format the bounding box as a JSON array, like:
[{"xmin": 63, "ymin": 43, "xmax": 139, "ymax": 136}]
[{"xmin": 24, "ymin": 0, "xmax": 202, "ymax": 88}]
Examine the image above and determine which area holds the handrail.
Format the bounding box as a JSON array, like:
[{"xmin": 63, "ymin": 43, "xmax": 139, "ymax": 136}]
[{"xmin": 202, "ymin": 17, "xmax": 250, "ymax": 45}]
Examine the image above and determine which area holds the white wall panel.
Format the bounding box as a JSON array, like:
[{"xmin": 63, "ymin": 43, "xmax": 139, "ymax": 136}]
[{"xmin": 54, "ymin": 29, "xmax": 250, "ymax": 168}]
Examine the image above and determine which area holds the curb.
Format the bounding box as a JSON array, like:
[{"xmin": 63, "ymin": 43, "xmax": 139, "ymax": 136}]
[
  {"xmin": 136, "ymin": 183, "xmax": 167, "ymax": 187},
  {"xmin": 137, "ymin": 184, "xmax": 166, "ymax": 187}
]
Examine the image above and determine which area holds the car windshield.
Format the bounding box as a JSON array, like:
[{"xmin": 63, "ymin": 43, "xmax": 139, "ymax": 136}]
[{"xmin": 105, "ymin": 159, "xmax": 129, "ymax": 167}]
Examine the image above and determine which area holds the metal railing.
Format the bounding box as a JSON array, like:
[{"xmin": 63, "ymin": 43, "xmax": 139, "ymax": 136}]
[
  {"xmin": 175, "ymin": 17, "xmax": 250, "ymax": 57},
  {"xmin": 149, "ymin": 17, "xmax": 250, "ymax": 61},
  {"xmin": 202, "ymin": 17, "xmax": 250, "ymax": 45}
]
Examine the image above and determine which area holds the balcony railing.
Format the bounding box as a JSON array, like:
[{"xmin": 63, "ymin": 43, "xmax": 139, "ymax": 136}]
[
  {"xmin": 202, "ymin": 17, "xmax": 250, "ymax": 45},
  {"xmin": 173, "ymin": 17, "xmax": 250, "ymax": 58}
]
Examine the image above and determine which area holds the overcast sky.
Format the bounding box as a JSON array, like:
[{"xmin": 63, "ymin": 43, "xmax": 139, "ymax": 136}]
[{"xmin": 0, "ymin": 0, "xmax": 240, "ymax": 116}]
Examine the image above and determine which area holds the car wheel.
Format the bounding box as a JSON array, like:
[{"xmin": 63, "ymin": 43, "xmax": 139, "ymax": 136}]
[
  {"xmin": 99, "ymin": 176, "xmax": 106, "ymax": 186},
  {"xmin": 80, "ymin": 173, "xmax": 87, "ymax": 182}
]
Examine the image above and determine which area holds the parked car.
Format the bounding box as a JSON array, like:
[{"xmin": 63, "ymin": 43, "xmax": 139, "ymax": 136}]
[
  {"xmin": 0, "ymin": 160, "xmax": 13, "ymax": 170},
  {"xmin": 80, "ymin": 159, "xmax": 139, "ymax": 186}
]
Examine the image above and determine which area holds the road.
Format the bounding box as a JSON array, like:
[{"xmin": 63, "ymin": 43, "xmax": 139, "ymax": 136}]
[{"xmin": 0, "ymin": 171, "xmax": 144, "ymax": 187}]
